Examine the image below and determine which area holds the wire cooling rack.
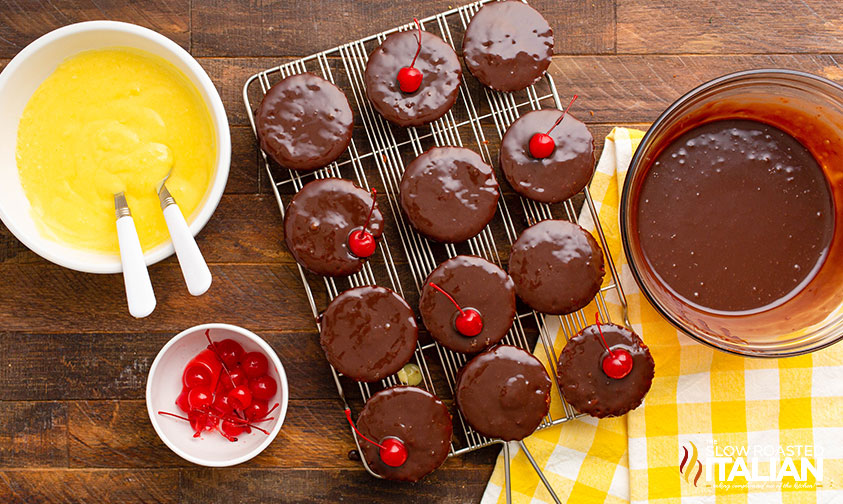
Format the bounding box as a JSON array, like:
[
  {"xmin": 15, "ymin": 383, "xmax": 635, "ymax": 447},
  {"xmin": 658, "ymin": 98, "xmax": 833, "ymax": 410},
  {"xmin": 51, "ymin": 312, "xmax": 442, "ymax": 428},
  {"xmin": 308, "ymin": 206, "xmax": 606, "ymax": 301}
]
[{"xmin": 243, "ymin": 1, "xmax": 629, "ymax": 501}]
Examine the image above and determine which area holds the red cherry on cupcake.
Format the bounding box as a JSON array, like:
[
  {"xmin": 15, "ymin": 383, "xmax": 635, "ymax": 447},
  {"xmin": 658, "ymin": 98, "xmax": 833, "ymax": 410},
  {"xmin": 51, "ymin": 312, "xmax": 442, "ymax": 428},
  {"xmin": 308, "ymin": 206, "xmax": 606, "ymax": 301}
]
[
  {"xmin": 228, "ymin": 385, "xmax": 253, "ymax": 410},
  {"xmin": 345, "ymin": 408, "xmax": 407, "ymax": 467},
  {"xmin": 428, "ymin": 282, "xmax": 483, "ymax": 337},
  {"xmin": 594, "ymin": 312, "xmax": 633, "ymax": 379},
  {"xmin": 397, "ymin": 19, "xmax": 424, "ymax": 93},
  {"xmin": 379, "ymin": 437, "xmax": 409, "ymax": 467},
  {"xmin": 528, "ymin": 94, "xmax": 578, "ymax": 159},
  {"xmin": 241, "ymin": 352, "xmax": 269, "ymax": 379},
  {"xmin": 348, "ymin": 188, "xmax": 378, "ymax": 258},
  {"xmin": 249, "ymin": 375, "xmax": 278, "ymax": 401}
]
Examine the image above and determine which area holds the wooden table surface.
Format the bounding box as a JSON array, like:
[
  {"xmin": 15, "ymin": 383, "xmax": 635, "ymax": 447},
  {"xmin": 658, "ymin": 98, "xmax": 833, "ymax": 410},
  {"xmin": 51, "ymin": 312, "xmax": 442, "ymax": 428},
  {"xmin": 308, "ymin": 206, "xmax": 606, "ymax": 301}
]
[{"xmin": 1, "ymin": 1, "xmax": 841, "ymax": 502}]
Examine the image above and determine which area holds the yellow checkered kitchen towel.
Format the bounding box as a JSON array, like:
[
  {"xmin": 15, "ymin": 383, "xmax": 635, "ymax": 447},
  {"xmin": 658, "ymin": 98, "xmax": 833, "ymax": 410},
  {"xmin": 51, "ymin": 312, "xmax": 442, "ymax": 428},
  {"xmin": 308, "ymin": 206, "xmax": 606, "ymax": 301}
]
[{"xmin": 481, "ymin": 127, "xmax": 843, "ymax": 504}]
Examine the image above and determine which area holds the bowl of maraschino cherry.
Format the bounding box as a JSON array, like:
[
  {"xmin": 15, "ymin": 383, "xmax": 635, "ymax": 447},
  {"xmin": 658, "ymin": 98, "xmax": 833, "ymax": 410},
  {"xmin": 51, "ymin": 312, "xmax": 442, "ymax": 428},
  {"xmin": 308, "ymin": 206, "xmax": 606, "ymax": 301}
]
[{"xmin": 146, "ymin": 323, "xmax": 289, "ymax": 466}]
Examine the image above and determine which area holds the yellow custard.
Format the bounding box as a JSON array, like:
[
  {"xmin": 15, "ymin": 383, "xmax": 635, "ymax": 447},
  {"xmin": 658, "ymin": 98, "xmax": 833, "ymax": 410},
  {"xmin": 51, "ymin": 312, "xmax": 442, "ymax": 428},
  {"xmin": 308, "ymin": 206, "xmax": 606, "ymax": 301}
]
[{"xmin": 16, "ymin": 48, "xmax": 215, "ymax": 254}]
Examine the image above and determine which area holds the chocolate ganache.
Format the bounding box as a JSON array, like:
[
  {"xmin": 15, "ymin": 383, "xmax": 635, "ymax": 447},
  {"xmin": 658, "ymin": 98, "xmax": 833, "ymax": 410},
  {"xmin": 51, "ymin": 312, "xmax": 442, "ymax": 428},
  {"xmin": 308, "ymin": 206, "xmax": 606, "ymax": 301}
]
[
  {"xmin": 636, "ymin": 119, "xmax": 834, "ymax": 313},
  {"xmin": 456, "ymin": 345, "xmax": 551, "ymax": 441},
  {"xmin": 365, "ymin": 29, "xmax": 462, "ymax": 127},
  {"xmin": 256, "ymin": 73, "xmax": 353, "ymax": 171},
  {"xmin": 357, "ymin": 386, "xmax": 453, "ymax": 482},
  {"xmin": 319, "ymin": 286, "xmax": 418, "ymax": 382}
]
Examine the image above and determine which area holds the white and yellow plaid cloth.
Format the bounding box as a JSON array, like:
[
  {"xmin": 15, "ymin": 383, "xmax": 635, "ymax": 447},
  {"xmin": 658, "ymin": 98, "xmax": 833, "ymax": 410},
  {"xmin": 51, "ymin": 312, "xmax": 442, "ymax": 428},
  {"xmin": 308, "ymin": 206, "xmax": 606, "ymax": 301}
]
[{"xmin": 482, "ymin": 128, "xmax": 843, "ymax": 504}]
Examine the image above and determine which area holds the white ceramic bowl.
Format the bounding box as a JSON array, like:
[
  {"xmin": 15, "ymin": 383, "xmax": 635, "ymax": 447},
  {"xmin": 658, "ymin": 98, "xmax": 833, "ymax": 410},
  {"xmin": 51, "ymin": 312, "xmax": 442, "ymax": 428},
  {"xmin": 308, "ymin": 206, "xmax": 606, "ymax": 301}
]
[
  {"xmin": 146, "ymin": 323, "xmax": 288, "ymax": 467},
  {"xmin": 0, "ymin": 21, "xmax": 230, "ymax": 273}
]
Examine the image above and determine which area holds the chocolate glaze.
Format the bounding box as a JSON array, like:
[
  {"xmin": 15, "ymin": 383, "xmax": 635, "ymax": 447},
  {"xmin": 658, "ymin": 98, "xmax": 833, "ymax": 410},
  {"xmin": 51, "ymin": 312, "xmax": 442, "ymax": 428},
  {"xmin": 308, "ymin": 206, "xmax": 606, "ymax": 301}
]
[
  {"xmin": 508, "ymin": 220, "xmax": 605, "ymax": 315},
  {"xmin": 400, "ymin": 146, "xmax": 499, "ymax": 243},
  {"xmin": 320, "ymin": 286, "xmax": 418, "ymax": 382},
  {"xmin": 637, "ymin": 119, "xmax": 833, "ymax": 313},
  {"xmin": 365, "ymin": 30, "xmax": 462, "ymax": 127},
  {"xmin": 557, "ymin": 323, "xmax": 654, "ymax": 418},
  {"xmin": 284, "ymin": 178, "xmax": 384, "ymax": 277},
  {"xmin": 463, "ymin": 1, "xmax": 553, "ymax": 92},
  {"xmin": 500, "ymin": 110, "xmax": 595, "ymax": 203},
  {"xmin": 420, "ymin": 255, "xmax": 516, "ymax": 354},
  {"xmin": 455, "ymin": 345, "xmax": 551, "ymax": 441},
  {"xmin": 256, "ymin": 73, "xmax": 353, "ymax": 171},
  {"xmin": 357, "ymin": 386, "xmax": 453, "ymax": 482}
]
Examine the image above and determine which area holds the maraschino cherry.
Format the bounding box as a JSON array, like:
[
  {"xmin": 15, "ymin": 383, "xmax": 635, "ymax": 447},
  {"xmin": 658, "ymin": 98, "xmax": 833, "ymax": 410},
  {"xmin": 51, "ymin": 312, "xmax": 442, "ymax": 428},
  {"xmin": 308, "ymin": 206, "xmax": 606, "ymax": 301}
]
[
  {"xmin": 397, "ymin": 19, "xmax": 424, "ymax": 93},
  {"xmin": 428, "ymin": 282, "xmax": 483, "ymax": 337},
  {"xmin": 594, "ymin": 313, "xmax": 633, "ymax": 379},
  {"xmin": 348, "ymin": 188, "xmax": 378, "ymax": 258},
  {"xmin": 345, "ymin": 408, "xmax": 408, "ymax": 467},
  {"xmin": 529, "ymin": 94, "xmax": 579, "ymax": 159}
]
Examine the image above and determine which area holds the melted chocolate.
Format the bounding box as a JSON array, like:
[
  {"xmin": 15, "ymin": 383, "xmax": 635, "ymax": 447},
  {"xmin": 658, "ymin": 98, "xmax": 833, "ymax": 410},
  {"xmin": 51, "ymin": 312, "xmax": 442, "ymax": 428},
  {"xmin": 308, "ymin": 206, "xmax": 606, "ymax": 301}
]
[
  {"xmin": 400, "ymin": 147, "xmax": 499, "ymax": 243},
  {"xmin": 455, "ymin": 345, "xmax": 551, "ymax": 441},
  {"xmin": 256, "ymin": 73, "xmax": 353, "ymax": 171},
  {"xmin": 284, "ymin": 178, "xmax": 384, "ymax": 277},
  {"xmin": 320, "ymin": 286, "xmax": 418, "ymax": 382},
  {"xmin": 557, "ymin": 324, "xmax": 654, "ymax": 418},
  {"xmin": 365, "ymin": 30, "xmax": 462, "ymax": 127},
  {"xmin": 420, "ymin": 255, "xmax": 516, "ymax": 354},
  {"xmin": 357, "ymin": 386, "xmax": 453, "ymax": 482},
  {"xmin": 501, "ymin": 110, "xmax": 595, "ymax": 203},
  {"xmin": 509, "ymin": 220, "xmax": 605, "ymax": 315},
  {"xmin": 637, "ymin": 119, "xmax": 833, "ymax": 313},
  {"xmin": 463, "ymin": 1, "xmax": 553, "ymax": 92}
]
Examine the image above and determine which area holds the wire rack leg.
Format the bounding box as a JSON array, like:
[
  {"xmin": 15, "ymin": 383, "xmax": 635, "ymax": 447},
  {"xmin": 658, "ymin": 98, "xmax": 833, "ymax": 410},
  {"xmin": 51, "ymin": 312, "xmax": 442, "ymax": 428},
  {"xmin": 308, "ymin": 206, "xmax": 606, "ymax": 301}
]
[
  {"xmin": 519, "ymin": 440, "xmax": 562, "ymax": 504},
  {"xmin": 502, "ymin": 442, "xmax": 513, "ymax": 504}
]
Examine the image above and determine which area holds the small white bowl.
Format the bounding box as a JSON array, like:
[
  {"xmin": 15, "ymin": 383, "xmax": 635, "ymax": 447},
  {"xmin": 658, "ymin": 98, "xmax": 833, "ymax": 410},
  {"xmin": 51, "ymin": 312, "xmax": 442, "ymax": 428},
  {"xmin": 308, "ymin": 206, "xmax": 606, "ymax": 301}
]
[
  {"xmin": 146, "ymin": 323, "xmax": 288, "ymax": 467},
  {"xmin": 0, "ymin": 21, "xmax": 230, "ymax": 273}
]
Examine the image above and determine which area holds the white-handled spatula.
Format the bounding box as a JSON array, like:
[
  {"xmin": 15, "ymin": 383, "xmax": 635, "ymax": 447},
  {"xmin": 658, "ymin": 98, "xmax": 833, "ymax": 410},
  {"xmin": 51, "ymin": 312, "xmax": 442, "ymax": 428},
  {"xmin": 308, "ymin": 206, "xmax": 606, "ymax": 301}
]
[
  {"xmin": 115, "ymin": 192, "xmax": 156, "ymax": 318},
  {"xmin": 157, "ymin": 172, "xmax": 212, "ymax": 296}
]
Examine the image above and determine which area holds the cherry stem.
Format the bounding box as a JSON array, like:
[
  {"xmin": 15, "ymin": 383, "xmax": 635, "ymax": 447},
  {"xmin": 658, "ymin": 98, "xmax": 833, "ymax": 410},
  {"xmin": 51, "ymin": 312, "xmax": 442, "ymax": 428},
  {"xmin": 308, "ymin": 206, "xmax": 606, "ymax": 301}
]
[
  {"xmin": 158, "ymin": 411, "xmax": 191, "ymax": 422},
  {"xmin": 428, "ymin": 282, "xmax": 466, "ymax": 317},
  {"xmin": 356, "ymin": 188, "xmax": 378, "ymax": 238},
  {"xmin": 158, "ymin": 408, "xmax": 274, "ymax": 436},
  {"xmin": 345, "ymin": 408, "xmax": 386, "ymax": 450},
  {"xmin": 409, "ymin": 18, "xmax": 422, "ymax": 68},
  {"xmin": 204, "ymin": 329, "xmax": 237, "ymax": 390},
  {"xmin": 594, "ymin": 312, "xmax": 616, "ymax": 358},
  {"xmin": 546, "ymin": 94, "xmax": 579, "ymax": 135}
]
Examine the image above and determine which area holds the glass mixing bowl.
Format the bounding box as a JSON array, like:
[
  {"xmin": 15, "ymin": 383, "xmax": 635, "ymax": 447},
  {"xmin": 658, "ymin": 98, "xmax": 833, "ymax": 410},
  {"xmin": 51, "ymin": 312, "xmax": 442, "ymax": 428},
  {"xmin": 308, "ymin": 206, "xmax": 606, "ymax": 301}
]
[{"xmin": 620, "ymin": 69, "xmax": 843, "ymax": 357}]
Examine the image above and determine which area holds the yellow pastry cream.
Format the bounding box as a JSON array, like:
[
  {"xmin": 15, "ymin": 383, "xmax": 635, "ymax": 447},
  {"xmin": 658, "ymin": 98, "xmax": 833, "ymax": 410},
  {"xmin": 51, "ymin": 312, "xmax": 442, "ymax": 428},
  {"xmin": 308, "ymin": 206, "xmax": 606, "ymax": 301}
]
[{"xmin": 16, "ymin": 48, "xmax": 215, "ymax": 254}]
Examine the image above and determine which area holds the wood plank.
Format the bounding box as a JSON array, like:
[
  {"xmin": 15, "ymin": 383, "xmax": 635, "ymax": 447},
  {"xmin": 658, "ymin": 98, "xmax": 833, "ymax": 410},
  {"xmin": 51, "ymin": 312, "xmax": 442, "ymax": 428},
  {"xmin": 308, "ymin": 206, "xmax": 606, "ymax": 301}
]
[
  {"xmin": 0, "ymin": 263, "xmax": 320, "ymax": 333},
  {"xmin": 0, "ymin": 469, "xmax": 178, "ymax": 503},
  {"xmin": 192, "ymin": 0, "xmax": 614, "ymax": 58},
  {"xmin": 0, "ymin": 332, "xmax": 337, "ymax": 401},
  {"xmin": 618, "ymin": 0, "xmax": 843, "ymax": 54},
  {"xmin": 179, "ymin": 466, "xmax": 494, "ymax": 504},
  {"xmin": 227, "ymin": 125, "xmax": 260, "ymax": 194},
  {"xmin": 550, "ymin": 54, "xmax": 843, "ymax": 124},
  {"xmin": 0, "ymin": 402, "xmax": 67, "ymax": 468},
  {"xmin": 67, "ymin": 398, "xmax": 498, "ymax": 470},
  {"xmin": 0, "ymin": 0, "xmax": 190, "ymax": 59}
]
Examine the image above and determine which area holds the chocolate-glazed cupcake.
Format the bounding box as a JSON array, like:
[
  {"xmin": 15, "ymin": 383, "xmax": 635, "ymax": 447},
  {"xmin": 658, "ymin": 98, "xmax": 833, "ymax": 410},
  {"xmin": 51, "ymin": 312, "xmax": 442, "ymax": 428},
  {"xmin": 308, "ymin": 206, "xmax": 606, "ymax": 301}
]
[
  {"xmin": 508, "ymin": 220, "xmax": 605, "ymax": 315},
  {"xmin": 320, "ymin": 286, "xmax": 418, "ymax": 382},
  {"xmin": 456, "ymin": 345, "xmax": 551, "ymax": 441},
  {"xmin": 284, "ymin": 178, "xmax": 383, "ymax": 277},
  {"xmin": 400, "ymin": 147, "xmax": 499, "ymax": 243},
  {"xmin": 463, "ymin": 1, "xmax": 553, "ymax": 92},
  {"xmin": 256, "ymin": 73, "xmax": 353, "ymax": 171},
  {"xmin": 365, "ymin": 26, "xmax": 462, "ymax": 127},
  {"xmin": 501, "ymin": 110, "xmax": 595, "ymax": 203},
  {"xmin": 420, "ymin": 255, "xmax": 516, "ymax": 354},
  {"xmin": 356, "ymin": 386, "xmax": 453, "ymax": 482},
  {"xmin": 557, "ymin": 323, "xmax": 655, "ymax": 418}
]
